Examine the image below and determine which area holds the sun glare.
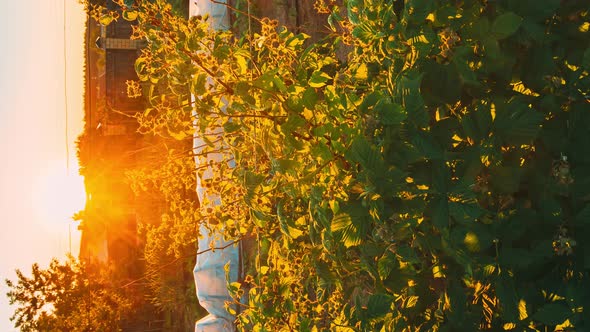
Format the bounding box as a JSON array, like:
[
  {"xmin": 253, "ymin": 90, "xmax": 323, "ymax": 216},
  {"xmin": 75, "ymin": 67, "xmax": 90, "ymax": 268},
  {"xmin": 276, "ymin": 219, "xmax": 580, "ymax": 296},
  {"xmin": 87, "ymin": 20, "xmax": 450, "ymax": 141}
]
[{"xmin": 31, "ymin": 161, "xmax": 86, "ymax": 232}]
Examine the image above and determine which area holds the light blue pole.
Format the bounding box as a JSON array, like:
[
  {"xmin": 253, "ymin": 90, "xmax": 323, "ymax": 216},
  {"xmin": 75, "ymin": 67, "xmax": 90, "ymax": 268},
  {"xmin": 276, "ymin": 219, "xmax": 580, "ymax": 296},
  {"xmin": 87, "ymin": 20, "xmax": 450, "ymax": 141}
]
[{"xmin": 190, "ymin": 1, "xmax": 239, "ymax": 331}]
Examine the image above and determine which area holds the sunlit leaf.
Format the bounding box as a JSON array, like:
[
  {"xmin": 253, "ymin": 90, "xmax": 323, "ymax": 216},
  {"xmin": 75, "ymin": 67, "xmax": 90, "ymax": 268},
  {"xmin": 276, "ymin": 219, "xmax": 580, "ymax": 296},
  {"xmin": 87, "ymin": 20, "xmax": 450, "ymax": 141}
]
[
  {"xmin": 309, "ymin": 71, "xmax": 331, "ymax": 88},
  {"xmin": 122, "ymin": 10, "xmax": 138, "ymax": 21},
  {"xmin": 99, "ymin": 14, "xmax": 114, "ymax": 26}
]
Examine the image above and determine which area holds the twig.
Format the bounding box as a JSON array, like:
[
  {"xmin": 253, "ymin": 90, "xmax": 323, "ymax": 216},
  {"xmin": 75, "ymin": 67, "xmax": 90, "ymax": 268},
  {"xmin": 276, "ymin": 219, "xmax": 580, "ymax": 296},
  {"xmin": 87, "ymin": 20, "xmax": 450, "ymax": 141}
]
[{"xmin": 121, "ymin": 238, "xmax": 241, "ymax": 288}]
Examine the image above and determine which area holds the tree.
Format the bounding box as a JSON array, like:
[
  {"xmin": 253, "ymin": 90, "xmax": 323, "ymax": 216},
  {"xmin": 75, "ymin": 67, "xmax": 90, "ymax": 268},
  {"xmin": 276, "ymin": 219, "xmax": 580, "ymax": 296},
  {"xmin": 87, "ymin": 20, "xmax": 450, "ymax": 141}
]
[
  {"xmin": 5, "ymin": 257, "xmax": 134, "ymax": 332},
  {"xmin": 86, "ymin": 0, "xmax": 590, "ymax": 330}
]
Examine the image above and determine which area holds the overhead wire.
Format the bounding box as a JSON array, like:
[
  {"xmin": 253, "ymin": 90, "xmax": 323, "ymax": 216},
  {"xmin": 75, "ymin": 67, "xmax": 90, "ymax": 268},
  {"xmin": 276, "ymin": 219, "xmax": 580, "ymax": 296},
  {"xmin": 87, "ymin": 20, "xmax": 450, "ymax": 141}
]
[
  {"xmin": 62, "ymin": 0, "xmax": 73, "ymax": 255},
  {"xmin": 63, "ymin": 0, "xmax": 70, "ymax": 173}
]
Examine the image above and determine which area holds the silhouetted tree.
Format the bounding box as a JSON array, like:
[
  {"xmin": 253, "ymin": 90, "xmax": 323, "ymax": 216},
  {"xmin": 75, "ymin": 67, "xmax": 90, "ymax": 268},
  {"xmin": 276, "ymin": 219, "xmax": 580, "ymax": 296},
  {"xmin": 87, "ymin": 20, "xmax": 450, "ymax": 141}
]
[{"xmin": 5, "ymin": 257, "xmax": 133, "ymax": 332}]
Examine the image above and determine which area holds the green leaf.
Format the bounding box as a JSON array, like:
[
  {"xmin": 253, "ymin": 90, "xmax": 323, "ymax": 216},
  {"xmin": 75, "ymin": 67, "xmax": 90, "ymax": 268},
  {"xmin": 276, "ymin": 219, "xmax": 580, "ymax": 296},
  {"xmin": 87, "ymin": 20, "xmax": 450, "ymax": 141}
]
[
  {"xmin": 272, "ymin": 76, "xmax": 288, "ymax": 93},
  {"xmin": 252, "ymin": 209, "xmax": 270, "ymax": 227},
  {"xmin": 461, "ymin": 103, "xmax": 493, "ymax": 143},
  {"xmin": 376, "ymin": 100, "xmax": 406, "ymax": 125},
  {"xmin": 331, "ymin": 213, "xmax": 361, "ymax": 248},
  {"xmin": 311, "ymin": 141, "xmax": 332, "ymax": 163},
  {"xmin": 493, "ymin": 101, "xmax": 543, "ymax": 145},
  {"xmin": 446, "ymin": 280, "xmax": 467, "ymax": 324},
  {"xmin": 352, "ymin": 22, "xmax": 376, "ymax": 44},
  {"xmin": 421, "ymin": 61, "xmax": 462, "ymax": 104},
  {"xmin": 411, "ymin": 130, "xmax": 443, "ymax": 160},
  {"xmin": 397, "ymin": 245, "xmax": 420, "ymax": 264},
  {"xmin": 431, "ymin": 5, "xmax": 458, "ymax": 27},
  {"xmin": 309, "ymin": 71, "xmax": 331, "ymax": 88},
  {"xmin": 244, "ymin": 171, "xmax": 264, "ymax": 200},
  {"xmin": 531, "ymin": 303, "xmax": 571, "ymax": 326},
  {"xmin": 223, "ymin": 120, "xmax": 241, "ymax": 133},
  {"xmin": 271, "ymin": 159, "xmax": 299, "ymax": 175},
  {"xmin": 482, "ymin": 36, "xmax": 501, "ymax": 60},
  {"xmin": 280, "ymin": 114, "xmax": 306, "ymax": 134},
  {"xmin": 378, "ymin": 250, "xmax": 397, "ymax": 280},
  {"xmin": 431, "ymin": 117, "xmax": 460, "ymax": 148},
  {"xmin": 464, "ymin": 17, "xmax": 490, "ymax": 40},
  {"xmin": 346, "ymin": 136, "xmax": 385, "ymax": 172},
  {"xmin": 450, "ymin": 201, "xmax": 485, "ymax": 224},
  {"xmin": 453, "ymin": 51, "xmax": 480, "ymax": 88},
  {"xmin": 403, "ymin": 0, "xmax": 435, "ymax": 25},
  {"xmin": 506, "ymin": 0, "xmax": 559, "ymax": 21},
  {"xmin": 395, "ymin": 71, "xmax": 428, "ymax": 127},
  {"xmin": 191, "ymin": 73, "xmax": 207, "ymax": 95},
  {"xmin": 430, "ymin": 195, "xmax": 449, "ymax": 229},
  {"xmin": 346, "ymin": 0, "xmax": 362, "ymax": 25},
  {"xmin": 495, "ymin": 275, "xmax": 519, "ymax": 322},
  {"xmin": 491, "ymin": 12, "xmax": 523, "ymax": 39},
  {"xmin": 521, "ymin": 46, "xmax": 557, "ymax": 91},
  {"xmin": 521, "ymin": 19, "xmax": 546, "ymax": 42},
  {"xmin": 302, "ymin": 88, "xmax": 318, "ymax": 109},
  {"xmin": 366, "ymin": 293, "xmax": 393, "ymax": 319}
]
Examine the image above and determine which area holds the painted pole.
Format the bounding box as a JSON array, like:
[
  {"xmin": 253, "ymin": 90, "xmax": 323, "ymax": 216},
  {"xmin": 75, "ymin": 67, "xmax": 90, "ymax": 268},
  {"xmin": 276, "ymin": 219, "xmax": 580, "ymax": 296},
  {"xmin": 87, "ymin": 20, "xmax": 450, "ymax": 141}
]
[{"xmin": 190, "ymin": 1, "xmax": 239, "ymax": 331}]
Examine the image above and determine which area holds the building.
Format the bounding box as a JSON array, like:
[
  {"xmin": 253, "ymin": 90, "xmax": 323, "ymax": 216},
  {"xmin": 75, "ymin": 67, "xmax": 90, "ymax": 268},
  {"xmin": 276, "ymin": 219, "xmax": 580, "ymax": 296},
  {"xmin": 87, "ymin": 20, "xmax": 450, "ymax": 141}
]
[{"xmin": 79, "ymin": 0, "xmax": 144, "ymax": 271}]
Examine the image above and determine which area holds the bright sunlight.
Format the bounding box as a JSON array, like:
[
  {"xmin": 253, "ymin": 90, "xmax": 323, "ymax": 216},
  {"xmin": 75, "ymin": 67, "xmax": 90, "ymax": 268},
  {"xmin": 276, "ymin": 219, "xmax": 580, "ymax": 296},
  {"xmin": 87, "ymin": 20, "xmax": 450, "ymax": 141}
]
[{"xmin": 30, "ymin": 160, "xmax": 86, "ymax": 233}]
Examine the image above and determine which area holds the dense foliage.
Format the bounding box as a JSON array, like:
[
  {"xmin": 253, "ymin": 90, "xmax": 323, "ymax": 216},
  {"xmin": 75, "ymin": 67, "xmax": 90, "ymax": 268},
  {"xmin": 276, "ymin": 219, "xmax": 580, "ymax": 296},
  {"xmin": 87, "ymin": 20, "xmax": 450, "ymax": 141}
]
[
  {"xmin": 5, "ymin": 258, "xmax": 134, "ymax": 331},
  {"xmin": 126, "ymin": 144, "xmax": 203, "ymax": 330},
  {"xmin": 93, "ymin": 0, "xmax": 589, "ymax": 330}
]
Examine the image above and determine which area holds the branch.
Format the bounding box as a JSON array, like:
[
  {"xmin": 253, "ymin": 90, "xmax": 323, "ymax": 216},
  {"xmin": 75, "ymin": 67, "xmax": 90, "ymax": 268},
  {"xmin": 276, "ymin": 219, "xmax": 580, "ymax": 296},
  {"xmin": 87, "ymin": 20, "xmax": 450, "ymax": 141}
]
[{"xmin": 121, "ymin": 238, "xmax": 241, "ymax": 289}]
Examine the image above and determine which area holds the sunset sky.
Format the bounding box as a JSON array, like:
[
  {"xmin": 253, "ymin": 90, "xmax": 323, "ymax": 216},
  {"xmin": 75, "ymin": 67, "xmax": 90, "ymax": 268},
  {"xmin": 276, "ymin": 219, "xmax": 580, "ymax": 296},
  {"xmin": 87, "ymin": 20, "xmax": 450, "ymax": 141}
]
[{"xmin": 0, "ymin": 1, "xmax": 86, "ymax": 330}]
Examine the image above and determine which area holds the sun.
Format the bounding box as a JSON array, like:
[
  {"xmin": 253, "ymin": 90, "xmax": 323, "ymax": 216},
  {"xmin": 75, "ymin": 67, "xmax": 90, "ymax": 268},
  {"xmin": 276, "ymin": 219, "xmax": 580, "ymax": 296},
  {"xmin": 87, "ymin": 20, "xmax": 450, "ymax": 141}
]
[{"xmin": 30, "ymin": 160, "xmax": 86, "ymax": 232}]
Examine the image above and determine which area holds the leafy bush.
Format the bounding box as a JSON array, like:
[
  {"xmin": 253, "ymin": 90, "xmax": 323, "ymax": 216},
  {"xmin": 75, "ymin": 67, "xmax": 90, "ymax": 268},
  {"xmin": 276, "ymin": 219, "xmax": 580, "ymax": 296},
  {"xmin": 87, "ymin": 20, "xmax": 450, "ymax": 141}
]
[{"xmin": 96, "ymin": 0, "xmax": 590, "ymax": 330}]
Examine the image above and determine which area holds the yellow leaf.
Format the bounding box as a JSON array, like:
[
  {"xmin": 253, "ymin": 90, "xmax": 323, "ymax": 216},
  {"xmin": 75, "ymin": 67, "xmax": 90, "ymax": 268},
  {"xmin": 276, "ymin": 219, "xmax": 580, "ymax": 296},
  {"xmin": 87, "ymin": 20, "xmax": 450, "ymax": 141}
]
[
  {"xmin": 122, "ymin": 10, "xmax": 138, "ymax": 21},
  {"xmin": 288, "ymin": 226, "xmax": 304, "ymax": 239},
  {"xmin": 406, "ymin": 295, "xmax": 419, "ymax": 308},
  {"xmin": 235, "ymin": 55, "xmax": 248, "ymax": 74},
  {"xmin": 99, "ymin": 15, "xmax": 114, "ymax": 26},
  {"xmin": 432, "ymin": 265, "xmax": 445, "ymax": 278},
  {"xmin": 503, "ymin": 323, "xmax": 516, "ymax": 330},
  {"xmin": 518, "ymin": 299, "xmax": 528, "ymax": 320},
  {"xmin": 302, "ymin": 108, "xmax": 314, "ymax": 121},
  {"xmin": 354, "ymin": 63, "xmax": 368, "ymax": 80},
  {"xmin": 490, "ymin": 103, "xmax": 496, "ymax": 121}
]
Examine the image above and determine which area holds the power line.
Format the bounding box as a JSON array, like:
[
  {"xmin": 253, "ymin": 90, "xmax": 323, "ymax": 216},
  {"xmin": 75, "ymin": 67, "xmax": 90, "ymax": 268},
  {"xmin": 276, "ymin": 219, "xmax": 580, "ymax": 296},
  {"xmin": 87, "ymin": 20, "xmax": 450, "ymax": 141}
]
[
  {"xmin": 64, "ymin": 0, "xmax": 72, "ymax": 256},
  {"xmin": 63, "ymin": 0, "xmax": 70, "ymax": 172}
]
